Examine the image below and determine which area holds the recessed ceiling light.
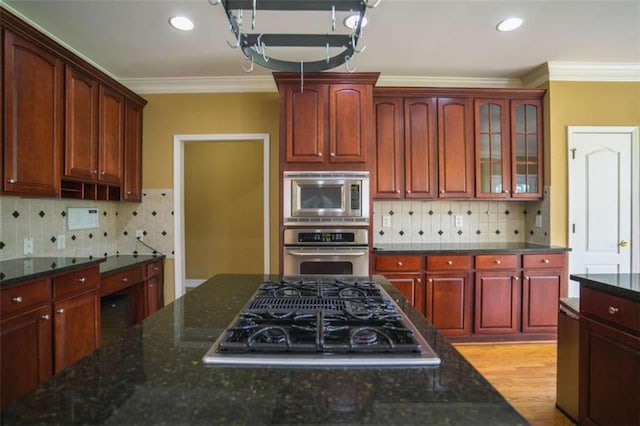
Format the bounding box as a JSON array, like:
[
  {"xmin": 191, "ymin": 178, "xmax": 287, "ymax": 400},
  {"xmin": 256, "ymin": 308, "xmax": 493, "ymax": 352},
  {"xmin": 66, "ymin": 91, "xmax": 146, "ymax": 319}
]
[
  {"xmin": 344, "ymin": 14, "xmax": 367, "ymax": 30},
  {"xmin": 169, "ymin": 16, "xmax": 194, "ymax": 31},
  {"xmin": 496, "ymin": 17, "xmax": 524, "ymax": 32}
]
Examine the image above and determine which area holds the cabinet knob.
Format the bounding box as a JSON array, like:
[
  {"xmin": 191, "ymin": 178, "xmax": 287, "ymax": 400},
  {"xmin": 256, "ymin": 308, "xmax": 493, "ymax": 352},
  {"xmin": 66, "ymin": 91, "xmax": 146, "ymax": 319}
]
[
  {"xmin": 56, "ymin": 308, "xmax": 65, "ymax": 314},
  {"xmin": 428, "ymin": 279, "xmax": 433, "ymax": 283},
  {"xmin": 608, "ymin": 306, "xmax": 619, "ymax": 315},
  {"xmin": 318, "ymin": 152, "xmax": 323, "ymax": 157},
  {"xmin": 524, "ymin": 276, "xmax": 530, "ymax": 280},
  {"xmin": 100, "ymin": 171, "xmax": 106, "ymax": 175},
  {"xmin": 330, "ymin": 152, "xmax": 335, "ymax": 157},
  {"xmin": 41, "ymin": 314, "xmax": 50, "ymax": 320},
  {"xmin": 93, "ymin": 170, "xmax": 98, "ymax": 174},
  {"xmin": 503, "ymin": 190, "xmax": 510, "ymax": 194},
  {"xmin": 154, "ymin": 267, "xmax": 159, "ymax": 271},
  {"xmin": 513, "ymin": 276, "xmax": 519, "ymax": 281},
  {"xmin": 7, "ymin": 178, "xmax": 16, "ymax": 184},
  {"xmin": 542, "ymin": 259, "xmax": 549, "ymax": 264},
  {"xmin": 417, "ymin": 279, "xmax": 421, "ymax": 283},
  {"xmin": 122, "ymin": 277, "xmax": 128, "ymax": 282},
  {"xmin": 406, "ymin": 190, "xmax": 411, "ymax": 194},
  {"xmin": 127, "ymin": 191, "xmax": 132, "ymax": 195},
  {"xmin": 395, "ymin": 190, "xmax": 400, "ymax": 194},
  {"xmin": 149, "ymin": 284, "xmax": 154, "ymax": 288},
  {"xmin": 77, "ymin": 277, "xmax": 86, "ymax": 283},
  {"xmin": 397, "ymin": 261, "xmax": 403, "ymax": 267},
  {"xmin": 495, "ymin": 259, "xmax": 501, "ymax": 264},
  {"xmin": 447, "ymin": 260, "xmax": 453, "ymax": 265},
  {"xmin": 12, "ymin": 296, "xmax": 23, "ymax": 303},
  {"xmin": 440, "ymin": 190, "xmax": 445, "ymax": 194}
]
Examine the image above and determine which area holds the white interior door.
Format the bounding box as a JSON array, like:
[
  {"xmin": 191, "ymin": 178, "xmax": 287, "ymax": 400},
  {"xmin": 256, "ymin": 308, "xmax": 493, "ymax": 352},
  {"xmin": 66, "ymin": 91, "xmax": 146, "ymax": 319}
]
[{"xmin": 567, "ymin": 126, "xmax": 639, "ymax": 296}]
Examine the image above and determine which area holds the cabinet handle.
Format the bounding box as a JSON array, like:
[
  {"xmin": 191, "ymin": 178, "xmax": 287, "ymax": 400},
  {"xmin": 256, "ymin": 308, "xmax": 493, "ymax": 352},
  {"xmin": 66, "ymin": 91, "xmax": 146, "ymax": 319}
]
[
  {"xmin": 447, "ymin": 260, "xmax": 453, "ymax": 265},
  {"xmin": 12, "ymin": 296, "xmax": 23, "ymax": 303},
  {"xmin": 122, "ymin": 277, "xmax": 128, "ymax": 282},
  {"xmin": 397, "ymin": 261, "xmax": 403, "ymax": 267},
  {"xmin": 7, "ymin": 178, "xmax": 16, "ymax": 184},
  {"xmin": 608, "ymin": 306, "xmax": 619, "ymax": 315},
  {"xmin": 542, "ymin": 259, "xmax": 549, "ymax": 264},
  {"xmin": 428, "ymin": 279, "xmax": 433, "ymax": 283},
  {"xmin": 318, "ymin": 152, "xmax": 323, "ymax": 157},
  {"xmin": 41, "ymin": 314, "xmax": 50, "ymax": 320},
  {"xmin": 513, "ymin": 276, "xmax": 519, "ymax": 281},
  {"xmin": 56, "ymin": 308, "xmax": 65, "ymax": 314},
  {"xmin": 330, "ymin": 152, "xmax": 335, "ymax": 157},
  {"xmin": 77, "ymin": 277, "xmax": 86, "ymax": 283},
  {"xmin": 495, "ymin": 259, "xmax": 501, "ymax": 264}
]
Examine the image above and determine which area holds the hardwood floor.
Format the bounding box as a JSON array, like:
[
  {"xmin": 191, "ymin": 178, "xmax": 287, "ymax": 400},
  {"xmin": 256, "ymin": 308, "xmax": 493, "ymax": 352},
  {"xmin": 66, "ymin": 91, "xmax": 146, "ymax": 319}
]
[{"xmin": 454, "ymin": 343, "xmax": 575, "ymax": 426}]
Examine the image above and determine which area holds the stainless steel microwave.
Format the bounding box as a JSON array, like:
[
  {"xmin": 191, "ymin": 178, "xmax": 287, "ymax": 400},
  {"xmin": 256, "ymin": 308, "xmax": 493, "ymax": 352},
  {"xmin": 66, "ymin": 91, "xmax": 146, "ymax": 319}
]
[{"xmin": 283, "ymin": 171, "xmax": 370, "ymax": 225}]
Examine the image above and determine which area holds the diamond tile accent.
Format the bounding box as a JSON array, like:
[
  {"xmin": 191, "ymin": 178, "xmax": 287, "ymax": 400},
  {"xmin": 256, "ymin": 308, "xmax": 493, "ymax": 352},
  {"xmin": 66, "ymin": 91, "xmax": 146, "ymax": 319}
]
[
  {"xmin": 399, "ymin": 230, "xmax": 404, "ymax": 236},
  {"xmin": 379, "ymin": 231, "xmax": 384, "ymax": 236},
  {"xmin": 143, "ymin": 231, "xmax": 148, "ymax": 236},
  {"xmin": 495, "ymin": 230, "xmax": 501, "ymax": 235},
  {"xmin": 123, "ymin": 231, "xmax": 128, "ymax": 236},
  {"xmin": 39, "ymin": 210, "xmax": 45, "ymax": 218},
  {"xmin": 161, "ymin": 231, "xmax": 167, "ymax": 236},
  {"xmin": 447, "ymin": 210, "xmax": 453, "ymax": 215},
  {"xmin": 467, "ymin": 210, "xmax": 472, "ymax": 215},
  {"xmin": 50, "ymin": 236, "xmax": 56, "ymax": 243},
  {"xmin": 438, "ymin": 230, "xmax": 443, "ymax": 235},
  {"xmin": 12, "ymin": 211, "xmax": 19, "ymax": 218},
  {"xmin": 428, "ymin": 210, "xmax": 434, "ymax": 216},
  {"xmin": 504, "ymin": 210, "xmax": 510, "ymax": 215},
  {"xmin": 0, "ymin": 242, "xmax": 5, "ymax": 250},
  {"xmin": 88, "ymin": 233, "xmax": 93, "ymax": 239},
  {"xmin": 476, "ymin": 230, "xmax": 482, "ymax": 235},
  {"xmin": 457, "ymin": 230, "xmax": 463, "ymax": 235},
  {"xmin": 71, "ymin": 235, "xmax": 77, "ymax": 241},
  {"xmin": 133, "ymin": 211, "xmax": 138, "ymax": 216},
  {"xmin": 514, "ymin": 230, "xmax": 519, "ymax": 235},
  {"xmin": 104, "ymin": 232, "xmax": 108, "ymax": 237},
  {"xmin": 408, "ymin": 210, "xmax": 414, "ymax": 216},
  {"xmin": 61, "ymin": 210, "xmax": 66, "ymax": 217},
  {"xmin": 103, "ymin": 211, "xmax": 108, "ymax": 216},
  {"xmin": 388, "ymin": 210, "xmax": 394, "ymax": 216},
  {"xmin": 152, "ymin": 211, "xmax": 157, "ymax": 216},
  {"xmin": 418, "ymin": 230, "xmax": 424, "ymax": 236}
]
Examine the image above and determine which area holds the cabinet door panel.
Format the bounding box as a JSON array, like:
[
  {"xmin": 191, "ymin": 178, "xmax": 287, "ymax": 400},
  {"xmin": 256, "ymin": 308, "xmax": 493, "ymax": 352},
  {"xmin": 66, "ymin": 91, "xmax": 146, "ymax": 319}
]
[
  {"xmin": 3, "ymin": 31, "xmax": 62, "ymax": 196},
  {"xmin": 285, "ymin": 84, "xmax": 326, "ymax": 162},
  {"xmin": 426, "ymin": 273, "xmax": 471, "ymax": 336},
  {"xmin": 98, "ymin": 85, "xmax": 124, "ymax": 184},
  {"xmin": 65, "ymin": 66, "xmax": 99, "ymax": 180},
  {"xmin": 510, "ymin": 99, "xmax": 542, "ymax": 198},
  {"xmin": 54, "ymin": 290, "xmax": 100, "ymax": 373},
  {"xmin": 404, "ymin": 98, "xmax": 437, "ymax": 198},
  {"xmin": 437, "ymin": 98, "xmax": 473, "ymax": 198},
  {"xmin": 329, "ymin": 84, "xmax": 369, "ymax": 163},
  {"xmin": 474, "ymin": 272, "xmax": 519, "ymax": 333},
  {"xmin": 123, "ymin": 101, "xmax": 143, "ymax": 201},
  {"xmin": 373, "ymin": 98, "xmax": 403, "ymax": 198},
  {"xmin": 474, "ymin": 99, "xmax": 510, "ymax": 198},
  {"xmin": 146, "ymin": 276, "xmax": 163, "ymax": 316},
  {"xmin": 522, "ymin": 272, "xmax": 561, "ymax": 333},
  {"xmin": 1, "ymin": 305, "xmax": 53, "ymax": 406},
  {"xmin": 383, "ymin": 273, "xmax": 424, "ymax": 316}
]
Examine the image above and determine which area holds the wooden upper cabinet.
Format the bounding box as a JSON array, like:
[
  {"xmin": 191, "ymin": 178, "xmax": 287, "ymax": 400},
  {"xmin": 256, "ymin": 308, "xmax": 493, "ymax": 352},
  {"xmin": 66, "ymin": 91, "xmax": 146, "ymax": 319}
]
[
  {"xmin": 123, "ymin": 100, "xmax": 144, "ymax": 201},
  {"xmin": 373, "ymin": 97, "xmax": 403, "ymax": 198},
  {"xmin": 2, "ymin": 30, "xmax": 63, "ymax": 197},
  {"xmin": 275, "ymin": 72, "xmax": 378, "ymax": 170},
  {"xmin": 474, "ymin": 99, "xmax": 511, "ymax": 198},
  {"xmin": 65, "ymin": 65, "xmax": 99, "ymax": 180},
  {"xmin": 328, "ymin": 84, "xmax": 371, "ymax": 163},
  {"xmin": 98, "ymin": 85, "xmax": 125, "ymax": 184},
  {"xmin": 405, "ymin": 98, "xmax": 437, "ymax": 198},
  {"xmin": 511, "ymin": 99, "xmax": 543, "ymax": 198},
  {"xmin": 283, "ymin": 83, "xmax": 327, "ymax": 163},
  {"xmin": 437, "ymin": 97, "xmax": 474, "ymax": 198}
]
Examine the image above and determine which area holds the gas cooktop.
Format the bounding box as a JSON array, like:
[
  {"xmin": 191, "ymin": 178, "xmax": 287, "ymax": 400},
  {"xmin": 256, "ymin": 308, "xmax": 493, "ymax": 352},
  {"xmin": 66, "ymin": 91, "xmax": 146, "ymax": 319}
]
[{"xmin": 202, "ymin": 277, "xmax": 441, "ymax": 367}]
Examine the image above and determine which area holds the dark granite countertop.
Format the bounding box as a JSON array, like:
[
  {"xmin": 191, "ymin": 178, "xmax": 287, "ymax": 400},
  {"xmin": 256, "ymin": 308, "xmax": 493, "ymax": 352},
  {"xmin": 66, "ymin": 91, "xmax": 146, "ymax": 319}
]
[
  {"xmin": 373, "ymin": 242, "xmax": 570, "ymax": 254},
  {"xmin": 0, "ymin": 256, "xmax": 105, "ymax": 287},
  {"xmin": 570, "ymin": 273, "xmax": 640, "ymax": 303},
  {"xmin": 100, "ymin": 254, "xmax": 165, "ymax": 277},
  {"xmin": 1, "ymin": 274, "xmax": 527, "ymax": 425}
]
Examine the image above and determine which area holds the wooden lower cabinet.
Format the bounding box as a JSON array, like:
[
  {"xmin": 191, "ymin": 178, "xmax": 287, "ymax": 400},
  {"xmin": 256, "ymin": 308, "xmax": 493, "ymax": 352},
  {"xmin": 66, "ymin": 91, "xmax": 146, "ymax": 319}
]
[
  {"xmin": 426, "ymin": 272, "xmax": 472, "ymax": 337},
  {"xmin": 145, "ymin": 260, "xmax": 164, "ymax": 316},
  {"xmin": 0, "ymin": 305, "xmax": 53, "ymax": 406},
  {"xmin": 522, "ymin": 270, "xmax": 562, "ymax": 333},
  {"xmin": 53, "ymin": 289, "xmax": 101, "ymax": 373},
  {"xmin": 474, "ymin": 271, "xmax": 519, "ymax": 334},
  {"xmin": 384, "ymin": 273, "xmax": 424, "ymax": 316}
]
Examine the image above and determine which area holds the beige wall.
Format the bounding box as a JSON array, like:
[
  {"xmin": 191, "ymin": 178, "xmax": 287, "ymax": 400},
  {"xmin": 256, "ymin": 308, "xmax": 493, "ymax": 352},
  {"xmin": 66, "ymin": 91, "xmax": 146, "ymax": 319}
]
[
  {"xmin": 141, "ymin": 93, "xmax": 280, "ymax": 282},
  {"xmin": 546, "ymin": 81, "xmax": 640, "ymax": 246},
  {"xmin": 184, "ymin": 141, "xmax": 264, "ymax": 278}
]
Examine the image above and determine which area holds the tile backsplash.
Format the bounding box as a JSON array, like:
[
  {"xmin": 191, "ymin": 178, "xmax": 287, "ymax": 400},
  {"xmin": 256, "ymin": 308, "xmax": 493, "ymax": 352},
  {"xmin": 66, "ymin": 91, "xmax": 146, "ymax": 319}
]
[
  {"xmin": 0, "ymin": 189, "xmax": 174, "ymax": 261},
  {"xmin": 373, "ymin": 187, "xmax": 551, "ymax": 245}
]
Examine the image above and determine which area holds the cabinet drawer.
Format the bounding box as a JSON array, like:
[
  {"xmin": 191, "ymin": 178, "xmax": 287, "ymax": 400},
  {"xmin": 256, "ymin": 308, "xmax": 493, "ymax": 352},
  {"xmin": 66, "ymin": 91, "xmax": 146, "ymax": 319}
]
[
  {"xmin": 145, "ymin": 261, "xmax": 162, "ymax": 278},
  {"xmin": 522, "ymin": 253, "xmax": 565, "ymax": 269},
  {"xmin": 54, "ymin": 266, "xmax": 100, "ymax": 299},
  {"xmin": 375, "ymin": 256, "xmax": 422, "ymax": 272},
  {"xmin": 475, "ymin": 254, "xmax": 519, "ymax": 270},
  {"xmin": 1, "ymin": 278, "xmax": 51, "ymax": 318},
  {"xmin": 426, "ymin": 255, "xmax": 472, "ymax": 271},
  {"xmin": 581, "ymin": 286, "xmax": 639, "ymax": 333},
  {"xmin": 100, "ymin": 266, "xmax": 143, "ymax": 296}
]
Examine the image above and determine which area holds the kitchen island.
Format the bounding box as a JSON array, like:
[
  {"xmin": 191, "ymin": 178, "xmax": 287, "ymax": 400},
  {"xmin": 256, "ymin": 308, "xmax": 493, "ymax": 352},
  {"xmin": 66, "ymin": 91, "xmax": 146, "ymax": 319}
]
[{"xmin": 1, "ymin": 274, "xmax": 527, "ymax": 425}]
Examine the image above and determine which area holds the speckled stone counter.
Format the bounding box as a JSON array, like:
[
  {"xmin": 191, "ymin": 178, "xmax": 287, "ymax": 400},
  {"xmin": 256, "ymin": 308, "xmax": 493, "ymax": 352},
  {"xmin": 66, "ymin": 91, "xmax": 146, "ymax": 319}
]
[
  {"xmin": 1, "ymin": 274, "xmax": 527, "ymax": 425},
  {"xmin": 374, "ymin": 242, "xmax": 569, "ymax": 254},
  {"xmin": 100, "ymin": 254, "xmax": 165, "ymax": 277},
  {"xmin": 0, "ymin": 256, "xmax": 105, "ymax": 286},
  {"xmin": 570, "ymin": 273, "xmax": 640, "ymax": 303}
]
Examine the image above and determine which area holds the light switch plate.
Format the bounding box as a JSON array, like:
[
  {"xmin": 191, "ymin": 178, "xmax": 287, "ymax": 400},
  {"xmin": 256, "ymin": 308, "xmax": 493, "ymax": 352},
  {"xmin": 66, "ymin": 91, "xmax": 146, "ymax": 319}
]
[
  {"xmin": 382, "ymin": 215, "xmax": 391, "ymax": 227},
  {"xmin": 535, "ymin": 214, "xmax": 543, "ymax": 228},
  {"xmin": 455, "ymin": 215, "xmax": 463, "ymax": 227},
  {"xmin": 23, "ymin": 238, "xmax": 34, "ymax": 255}
]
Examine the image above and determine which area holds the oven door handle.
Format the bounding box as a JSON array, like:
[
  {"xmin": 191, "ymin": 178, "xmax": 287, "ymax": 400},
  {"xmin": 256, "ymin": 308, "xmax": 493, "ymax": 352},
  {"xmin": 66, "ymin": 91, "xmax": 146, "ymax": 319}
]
[{"xmin": 286, "ymin": 250, "xmax": 367, "ymax": 257}]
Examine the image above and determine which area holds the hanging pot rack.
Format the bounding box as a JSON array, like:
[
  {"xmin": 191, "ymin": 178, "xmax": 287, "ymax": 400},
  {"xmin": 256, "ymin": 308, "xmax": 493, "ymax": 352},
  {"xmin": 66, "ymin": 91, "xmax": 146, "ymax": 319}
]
[{"xmin": 210, "ymin": 0, "xmax": 380, "ymax": 73}]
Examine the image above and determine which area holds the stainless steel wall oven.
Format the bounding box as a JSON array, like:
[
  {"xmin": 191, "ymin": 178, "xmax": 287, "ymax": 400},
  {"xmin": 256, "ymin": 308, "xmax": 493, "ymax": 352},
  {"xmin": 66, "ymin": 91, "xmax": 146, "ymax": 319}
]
[{"xmin": 283, "ymin": 229, "xmax": 369, "ymax": 276}]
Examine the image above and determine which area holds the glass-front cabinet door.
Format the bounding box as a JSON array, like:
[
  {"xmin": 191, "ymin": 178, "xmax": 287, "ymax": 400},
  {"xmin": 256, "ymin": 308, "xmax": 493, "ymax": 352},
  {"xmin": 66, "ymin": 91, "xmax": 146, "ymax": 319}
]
[
  {"xmin": 474, "ymin": 99, "xmax": 510, "ymax": 198},
  {"xmin": 511, "ymin": 99, "xmax": 542, "ymax": 198}
]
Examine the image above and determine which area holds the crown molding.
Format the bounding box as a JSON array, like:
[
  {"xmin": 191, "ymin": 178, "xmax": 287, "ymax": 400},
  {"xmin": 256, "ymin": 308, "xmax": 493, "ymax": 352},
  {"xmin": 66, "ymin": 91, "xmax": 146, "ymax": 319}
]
[
  {"xmin": 119, "ymin": 76, "xmax": 279, "ymax": 94},
  {"xmin": 522, "ymin": 62, "xmax": 640, "ymax": 86},
  {"xmin": 376, "ymin": 75, "xmax": 522, "ymax": 88}
]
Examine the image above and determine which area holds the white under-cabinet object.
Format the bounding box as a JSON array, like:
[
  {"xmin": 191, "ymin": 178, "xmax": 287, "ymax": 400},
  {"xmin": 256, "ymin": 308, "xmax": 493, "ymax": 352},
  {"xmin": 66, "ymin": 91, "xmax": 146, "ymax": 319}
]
[{"xmin": 67, "ymin": 207, "xmax": 99, "ymax": 230}]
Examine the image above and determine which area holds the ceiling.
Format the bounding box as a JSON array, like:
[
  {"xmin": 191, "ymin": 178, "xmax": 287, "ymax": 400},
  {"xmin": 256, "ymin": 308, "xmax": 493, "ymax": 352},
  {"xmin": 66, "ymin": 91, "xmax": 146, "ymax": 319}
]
[{"xmin": 4, "ymin": 0, "xmax": 640, "ymax": 89}]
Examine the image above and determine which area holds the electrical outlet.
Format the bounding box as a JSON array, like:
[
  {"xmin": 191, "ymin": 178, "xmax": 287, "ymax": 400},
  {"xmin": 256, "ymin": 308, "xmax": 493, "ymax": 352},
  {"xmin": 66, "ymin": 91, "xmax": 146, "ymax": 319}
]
[
  {"xmin": 136, "ymin": 230, "xmax": 144, "ymax": 241},
  {"xmin": 535, "ymin": 214, "xmax": 543, "ymax": 228},
  {"xmin": 57, "ymin": 235, "xmax": 66, "ymax": 250},
  {"xmin": 23, "ymin": 238, "xmax": 34, "ymax": 255},
  {"xmin": 382, "ymin": 215, "xmax": 391, "ymax": 227},
  {"xmin": 455, "ymin": 215, "xmax": 463, "ymax": 227}
]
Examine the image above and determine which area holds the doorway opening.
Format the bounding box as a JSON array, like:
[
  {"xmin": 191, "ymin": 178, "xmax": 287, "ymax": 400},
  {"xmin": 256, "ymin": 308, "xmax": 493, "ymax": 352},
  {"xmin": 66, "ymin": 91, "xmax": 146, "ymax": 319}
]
[{"xmin": 173, "ymin": 133, "xmax": 270, "ymax": 299}]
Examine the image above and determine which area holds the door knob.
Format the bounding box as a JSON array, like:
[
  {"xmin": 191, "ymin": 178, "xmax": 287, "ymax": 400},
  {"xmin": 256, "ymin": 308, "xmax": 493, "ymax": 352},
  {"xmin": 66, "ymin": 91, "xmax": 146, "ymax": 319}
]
[{"xmin": 618, "ymin": 240, "xmax": 631, "ymax": 247}]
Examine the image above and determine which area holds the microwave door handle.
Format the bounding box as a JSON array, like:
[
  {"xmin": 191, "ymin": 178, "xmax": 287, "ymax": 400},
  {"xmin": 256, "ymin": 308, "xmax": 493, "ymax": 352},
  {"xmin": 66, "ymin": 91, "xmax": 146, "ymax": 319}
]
[{"xmin": 287, "ymin": 251, "xmax": 367, "ymax": 257}]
